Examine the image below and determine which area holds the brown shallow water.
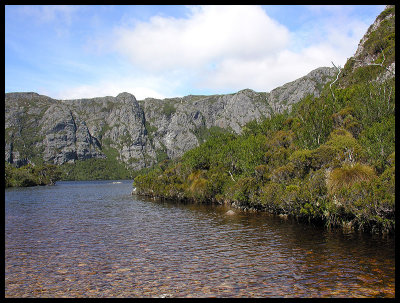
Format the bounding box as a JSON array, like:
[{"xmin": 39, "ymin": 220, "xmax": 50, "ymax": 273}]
[{"xmin": 5, "ymin": 180, "xmax": 395, "ymax": 298}]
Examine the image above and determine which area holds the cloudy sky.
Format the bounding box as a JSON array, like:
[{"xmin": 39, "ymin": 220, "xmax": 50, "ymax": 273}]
[{"xmin": 5, "ymin": 5, "xmax": 385, "ymax": 100}]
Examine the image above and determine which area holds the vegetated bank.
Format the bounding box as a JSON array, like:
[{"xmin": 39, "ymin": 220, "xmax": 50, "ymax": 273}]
[
  {"xmin": 5, "ymin": 162, "xmax": 62, "ymax": 187},
  {"xmin": 134, "ymin": 6, "xmax": 395, "ymax": 235}
]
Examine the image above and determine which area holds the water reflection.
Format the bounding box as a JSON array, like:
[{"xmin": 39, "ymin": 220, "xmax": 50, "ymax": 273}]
[{"xmin": 5, "ymin": 181, "xmax": 395, "ymax": 297}]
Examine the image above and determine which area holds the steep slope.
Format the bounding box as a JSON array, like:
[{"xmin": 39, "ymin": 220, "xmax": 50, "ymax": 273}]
[{"xmin": 339, "ymin": 5, "xmax": 395, "ymax": 87}]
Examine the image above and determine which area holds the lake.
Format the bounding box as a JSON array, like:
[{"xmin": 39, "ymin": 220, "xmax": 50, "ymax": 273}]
[{"xmin": 5, "ymin": 180, "xmax": 395, "ymax": 298}]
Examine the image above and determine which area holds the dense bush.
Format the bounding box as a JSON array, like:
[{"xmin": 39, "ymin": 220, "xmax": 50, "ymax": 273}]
[
  {"xmin": 58, "ymin": 147, "xmax": 132, "ymax": 180},
  {"xmin": 5, "ymin": 162, "xmax": 61, "ymax": 187}
]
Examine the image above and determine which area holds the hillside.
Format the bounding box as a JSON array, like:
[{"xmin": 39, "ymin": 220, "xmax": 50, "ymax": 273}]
[{"xmin": 133, "ymin": 5, "xmax": 395, "ymax": 234}]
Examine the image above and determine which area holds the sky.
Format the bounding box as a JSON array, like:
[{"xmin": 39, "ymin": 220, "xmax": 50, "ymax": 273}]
[{"xmin": 5, "ymin": 5, "xmax": 385, "ymax": 100}]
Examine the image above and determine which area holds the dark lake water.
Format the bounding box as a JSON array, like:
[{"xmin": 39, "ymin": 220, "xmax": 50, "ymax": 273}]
[{"xmin": 5, "ymin": 180, "xmax": 395, "ymax": 298}]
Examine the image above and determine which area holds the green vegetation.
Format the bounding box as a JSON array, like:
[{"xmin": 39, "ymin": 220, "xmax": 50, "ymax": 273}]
[
  {"xmin": 134, "ymin": 8, "xmax": 395, "ymax": 234},
  {"xmin": 5, "ymin": 162, "xmax": 61, "ymax": 187},
  {"xmin": 162, "ymin": 100, "xmax": 177, "ymax": 118},
  {"xmin": 58, "ymin": 146, "xmax": 132, "ymax": 180},
  {"xmin": 192, "ymin": 125, "xmax": 231, "ymax": 144},
  {"xmin": 5, "ymin": 105, "xmax": 47, "ymax": 164}
]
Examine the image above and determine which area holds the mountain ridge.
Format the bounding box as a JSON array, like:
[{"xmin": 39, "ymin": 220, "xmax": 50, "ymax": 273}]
[{"xmin": 5, "ymin": 66, "xmax": 335, "ymax": 171}]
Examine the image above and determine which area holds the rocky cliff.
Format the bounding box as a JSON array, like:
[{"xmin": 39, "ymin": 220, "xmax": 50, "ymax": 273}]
[
  {"xmin": 342, "ymin": 5, "xmax": 395, "ymax": 86},
  {"xmin": 5, "ymin": 66, "xmax": 335, "ymax": 171}
]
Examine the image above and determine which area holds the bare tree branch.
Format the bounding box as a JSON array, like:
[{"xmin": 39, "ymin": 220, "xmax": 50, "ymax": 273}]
[
  {"xmin": 352, "ymin": 47, "xmax": 394, "ymax": 74},
  {"xmin": 228, "ymin": 171, "xmax": 236, "ymax": 182},
  {"xmin": 330, "ymin": 61, "xmax": 341, "ymax": 101}
]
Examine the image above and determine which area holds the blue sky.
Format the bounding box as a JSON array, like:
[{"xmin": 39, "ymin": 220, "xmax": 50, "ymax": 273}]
[{"xmin": 5, "ymin": 5, "xmax": 385, "ymax": 100}]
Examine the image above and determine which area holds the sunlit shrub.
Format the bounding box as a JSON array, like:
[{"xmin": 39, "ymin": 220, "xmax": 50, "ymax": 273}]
[
  {"xmin": 310, "ymin": 145, "xmax": 336, "ymax": 169},
  {"xmin": 282, "ymin": 117, "xmax": 301, "ymax": 130},
  {"xmin": 186, "ymin": 177, "xmax": 208, "ymax": 202},
  {"xmin": 5, "ymin": 162, "xmax": 61, "ymax": 187},
  {"xmin": 325, "ymin": 129, "xmax": 365, "ymax": 164},
  {"xmin": 332, "ymin": 107, "xmax": 355, "ymax": 127},
  {"xmin": 325, "ymin": 164, "xmax": 394, "ymax": 233},
  {"xmin": 280, "ymin": 184, "xmax": 301, "ymax": 214},
  {"xmin": 264, "ymin": 147, "xmax": 291, "ymax": 168},
  {"xmin": 386, "ymin": 152, "xmax": 395, "ymax": 167},
  {"xmin": 331, "ymin": 106, "xmax": 362, "ymax": 138},
  {"xmin": 206, "ymin": 169, "xmax": 229, "ymax": 199},
  {"xmin": 327, "ymin": 163, "xmax": 376, "ymax": 196}
]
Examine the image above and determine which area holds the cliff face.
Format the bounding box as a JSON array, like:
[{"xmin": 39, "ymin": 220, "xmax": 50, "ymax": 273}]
[
  {"xmin": 346, "ymin": 5, "xmax": 395, "ymax": 84},
  {"xmin": 352, "ymin": 5, "xmax": 395, "ymax": 70},
  {"xmin": 5, "ymin": 66, "xmax": 335, "ymax": 170}
]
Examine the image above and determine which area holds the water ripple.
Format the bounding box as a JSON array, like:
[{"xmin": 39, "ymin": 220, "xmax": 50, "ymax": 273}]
[{"xmin": 5, "ymin": 180, "xmax": 395, "ymax": 298}]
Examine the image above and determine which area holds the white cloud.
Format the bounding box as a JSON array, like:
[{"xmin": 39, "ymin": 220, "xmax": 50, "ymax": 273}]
[
  {"xmin": 105, "ymin": 5, "xmax": 372, "ymax": 95},
  {"xmin": 113, "ymin": 5, "xmax": 290, "ymax": 72},
  {"xmin": 6, "ymin": 5, "xmax": 380, "ymax": 100}
]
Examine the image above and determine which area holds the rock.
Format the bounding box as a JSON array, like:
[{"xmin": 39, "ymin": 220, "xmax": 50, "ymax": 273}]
[
  {"xmin": 225, "ymin": 210, "xmax": 235, "ymax": 216},
  {"xmin": 267, "ymin": 67, "xmax": 336, "ymax": 114},
  {"xmin": 4, "ymin": 66, "xmax": 336, "ymax": 171},
  {"xmin": 351, "ymin": 5, "xmax": 395, "ymax": 73}
]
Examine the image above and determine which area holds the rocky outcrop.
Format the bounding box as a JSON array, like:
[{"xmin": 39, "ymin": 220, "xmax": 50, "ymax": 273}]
[
  {"xmin": 0, "ymin": 65, "xmax": 333, "ymax": 173},
  {"xmin": 349, "ymin": 4, "xmax": 395, "ymax": 86},
  {"xmin": 267, "ymin": 67, "xmax": 336, "ymax": 113},
  {"xmin": 5, "ymin": 66, "xmax": 335, "ymax": 170},
  {"xmin": 139, "ymin": 66, "xmax": 335, "ymax": 160},
  {"xmin": 352, "ymin": 5, "xmax": 395, "ymax": 70}
]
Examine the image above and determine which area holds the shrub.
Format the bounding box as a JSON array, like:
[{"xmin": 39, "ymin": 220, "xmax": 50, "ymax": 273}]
[
  {"xmin": 325, "ymin": 164, "xmax": 394, "ymax": 233},
  {"xmin": 331, "ymin": 107, "xmax": 362, "ymax": 138},
  {"xmin": 229, "ymin": 177, "xmax": 260, "ymax": 206},
  {"xmin": 310, "ymin": 145, "xmax": 336, "ymax": 169},
  {"xmin": 271, "ymin": 163, "xmax": 295, "ymax": 184},
  {"xmin": 259, "ymin": 182, "xmax": 285, "ymax": 212},
  {"xmin": 188, "ymin": 177, "xmax": 209, "ymax": 202},
  {"xmin": 289, "ymin": 149, "xmax": 313, "ymax": 177},
  {"xmin": 325, "ymin": 129, "xmax": 365, "ymax": 164},
  {"xmin": 5, "ymin": 162, "xmax": 61, "ymax": 187},
  {"xmin": 269, "ymin": 130, "xmax": 295, "ymax": 149},
  {"xmin": 264, "ymin": 147, "xmax": 291, "ymax": 168},
  {"xmin": 326, "ymin": 163, "xmax": 376, "ymax": 196},
  {"xmin": 358, "ymin": 115, "xmax": 395, "ymax": 163},
  {"xmin": 254, "ymin": 164, "xmax": 269, "ymax": 181},
  {"xmin": 206, "ymin": 170, "xmax": 229, "ymax": 201},
  {"xmin": 331, "ymin": 107, "xmax": 355, "ymax": 128},
  {"xmin": 386, "ymin": 152, "xmax": 395, "ymax": 167},
  {"xmin": 282, "ymin": 117, "xmax": 301, "ymax": 130},
  {"xmin": 162, "ymin": 102, "xmax": 176, "ymax": 118},
  {"xmin": 281, "ymin": 184, "xmax": 301, "ymax": 214},
  {"xmin": 369, "ymin": 166, "xmax": 395, "ymax": 223}
]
